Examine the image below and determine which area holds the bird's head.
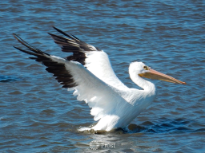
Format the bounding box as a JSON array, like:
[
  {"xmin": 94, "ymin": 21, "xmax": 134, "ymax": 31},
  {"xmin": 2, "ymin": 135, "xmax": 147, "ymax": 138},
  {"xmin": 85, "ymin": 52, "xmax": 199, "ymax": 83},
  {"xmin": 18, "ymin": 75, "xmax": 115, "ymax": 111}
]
[{"xmin": 130, "ymin": 61, "xmax": 186, "ymax": 84}]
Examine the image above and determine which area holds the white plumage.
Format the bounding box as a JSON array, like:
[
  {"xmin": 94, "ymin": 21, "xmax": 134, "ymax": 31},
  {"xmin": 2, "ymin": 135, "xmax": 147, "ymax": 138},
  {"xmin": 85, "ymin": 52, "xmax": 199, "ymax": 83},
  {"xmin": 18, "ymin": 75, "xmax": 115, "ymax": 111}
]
[{"xmin": 13, "ymin": 27, "xmax": 186, "ymax": 132}]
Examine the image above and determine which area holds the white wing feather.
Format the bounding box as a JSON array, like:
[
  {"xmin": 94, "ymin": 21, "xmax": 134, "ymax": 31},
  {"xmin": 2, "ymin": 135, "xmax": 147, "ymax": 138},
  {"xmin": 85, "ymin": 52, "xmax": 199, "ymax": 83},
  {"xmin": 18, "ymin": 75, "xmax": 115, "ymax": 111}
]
[
  {"xmin": 48, "ymin": 29, "xmax": 129, "ymax": 91},
  {"xmin": 51, "ymin": 56, "xmax": 128, "ymax": 121},
  {"xmin": 84, "ymin": 51, "xmax": 129, "ymax": 91}
]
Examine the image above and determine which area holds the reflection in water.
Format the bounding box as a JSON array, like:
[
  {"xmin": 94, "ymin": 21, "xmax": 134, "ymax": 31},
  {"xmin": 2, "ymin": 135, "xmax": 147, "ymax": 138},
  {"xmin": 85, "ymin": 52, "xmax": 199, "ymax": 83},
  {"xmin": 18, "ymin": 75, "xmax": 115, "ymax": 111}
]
[
  {"xmin": 78, "ymin": 118, "xmax": 205, "ymax": 152},
  {"xmin": 78, "ymin": 118, "xmax": 204, "ymax": 134},
  {"xmin": 127, "ymin": 118, "xmax": 204, "ymax": 134}
]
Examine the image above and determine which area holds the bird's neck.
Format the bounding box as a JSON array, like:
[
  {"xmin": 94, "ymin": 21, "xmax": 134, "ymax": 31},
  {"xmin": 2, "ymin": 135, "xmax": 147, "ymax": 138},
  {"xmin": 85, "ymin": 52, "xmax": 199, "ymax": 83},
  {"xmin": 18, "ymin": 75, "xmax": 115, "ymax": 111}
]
[{"xmin": 129, "ymin": 70, "xmax": 156, "ymax": 93}]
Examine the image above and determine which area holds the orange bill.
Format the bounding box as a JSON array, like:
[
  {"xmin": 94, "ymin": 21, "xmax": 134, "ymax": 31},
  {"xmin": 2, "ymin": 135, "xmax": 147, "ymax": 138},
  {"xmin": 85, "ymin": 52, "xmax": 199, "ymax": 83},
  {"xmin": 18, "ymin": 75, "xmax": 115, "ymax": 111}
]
[{"xmin": 139, "ymin": 69, "xmax": 186, "ymax": 84}]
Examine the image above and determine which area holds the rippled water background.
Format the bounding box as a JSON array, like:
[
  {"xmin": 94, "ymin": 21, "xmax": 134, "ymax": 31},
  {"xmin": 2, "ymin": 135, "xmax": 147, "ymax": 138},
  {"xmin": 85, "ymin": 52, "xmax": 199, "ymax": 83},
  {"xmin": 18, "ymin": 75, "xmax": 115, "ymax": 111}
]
[{"xmin": 0, "ymin": 0, "xmax": 205, "ymax": 152}]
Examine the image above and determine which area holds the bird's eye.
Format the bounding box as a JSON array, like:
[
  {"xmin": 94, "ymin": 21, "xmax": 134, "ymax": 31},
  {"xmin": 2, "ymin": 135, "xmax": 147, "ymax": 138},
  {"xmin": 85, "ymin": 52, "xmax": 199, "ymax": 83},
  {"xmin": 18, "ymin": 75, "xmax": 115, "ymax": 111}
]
[{"xmin": 143, "ymin": 66, "xmax": 149, "ymax": 70}]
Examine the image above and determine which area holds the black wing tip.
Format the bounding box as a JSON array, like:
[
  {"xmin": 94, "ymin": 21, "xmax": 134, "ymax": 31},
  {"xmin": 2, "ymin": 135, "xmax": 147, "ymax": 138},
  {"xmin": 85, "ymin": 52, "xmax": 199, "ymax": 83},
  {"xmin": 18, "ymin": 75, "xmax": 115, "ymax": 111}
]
[
  {"xmin": 13, "ymin": 45, "xmax": 24, "ymax": 52},
  {"xmin": 13, "ymin": 32, "xmax": 79, "ymax": 90},
  {"xmin": 52, "ymin": 26, "xmax": 64, "ymax": 34},
  {"xmin": 13, "ymin": 46, "xmax": 19, "ymax": 49},
  {"xmin": 52, "ymin": 26, "xmax": 59, "ymax": 31},
  {"xmin": 48, "ymin": 32, "xmax": 61, "ymax": 39},
  {"xmin": 47, "ymin": 32, "xmax": 56, "ymax": 38},
  {"xmin": 12, "ymin": 33, "xmax": 18, "ymax": 37},
  {"xmin": 13, "ymin": 34, "xmax": 50, "ymax": 57},
  {"xmin": 12, "ymin": 33, "xmax": 17, "ymax": 37},
  {"xmin": 13, "ymin": 33, "xmax": 23, "ymax": 43},
  {"xmin": 51, "ymin": 26, "xmax": 79, "ymax": 40},
  {"xmin": 13, "ymin": 46, "xmax": 26, "ymax": 53}
]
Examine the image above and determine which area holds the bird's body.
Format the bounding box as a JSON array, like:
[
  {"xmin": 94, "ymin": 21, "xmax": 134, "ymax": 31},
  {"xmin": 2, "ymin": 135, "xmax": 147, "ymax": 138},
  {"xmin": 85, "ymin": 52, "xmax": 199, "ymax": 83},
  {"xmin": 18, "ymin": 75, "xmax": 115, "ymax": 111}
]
[{"xmin": 13, "ymin": 27, "xmax": 185, "ymax": 132}]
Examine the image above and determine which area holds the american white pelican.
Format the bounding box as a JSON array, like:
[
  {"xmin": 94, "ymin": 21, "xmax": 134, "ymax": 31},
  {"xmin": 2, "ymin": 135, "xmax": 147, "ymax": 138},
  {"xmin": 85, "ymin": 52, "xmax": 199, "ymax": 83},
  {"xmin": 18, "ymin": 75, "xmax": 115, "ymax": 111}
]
[{"xmin": 13, "ymin": 27, "xmax": 186, "ymax": 132}]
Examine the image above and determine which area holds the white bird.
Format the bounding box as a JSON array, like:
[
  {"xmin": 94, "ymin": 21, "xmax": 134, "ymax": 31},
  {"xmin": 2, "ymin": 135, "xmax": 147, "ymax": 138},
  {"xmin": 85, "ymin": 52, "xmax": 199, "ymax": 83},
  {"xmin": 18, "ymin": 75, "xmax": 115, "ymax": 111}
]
[{"xmin": 13, "ymin": 27, "xmax": 186, "ymax": 132}]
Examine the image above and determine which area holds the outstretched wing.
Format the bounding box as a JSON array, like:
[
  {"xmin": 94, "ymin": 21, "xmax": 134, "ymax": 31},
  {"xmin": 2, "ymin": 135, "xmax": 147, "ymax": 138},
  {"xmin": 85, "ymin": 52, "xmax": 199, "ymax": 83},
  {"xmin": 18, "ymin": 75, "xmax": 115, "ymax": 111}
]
[
  {"xmin": 48, "ymin": 27, "xmax": 129, "ymax": 90},
  {"xmin": 13, "ymin": 34, "xmax": 128, "ymax": 121}
]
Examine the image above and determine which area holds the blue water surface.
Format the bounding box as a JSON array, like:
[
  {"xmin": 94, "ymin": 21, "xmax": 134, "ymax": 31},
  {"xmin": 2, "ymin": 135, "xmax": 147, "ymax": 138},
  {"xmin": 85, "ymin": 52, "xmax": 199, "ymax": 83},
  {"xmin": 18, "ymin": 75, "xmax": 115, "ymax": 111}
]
[{"xmin": 0, "ymin": 0, "xmax": 204, "ymax": 152}]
